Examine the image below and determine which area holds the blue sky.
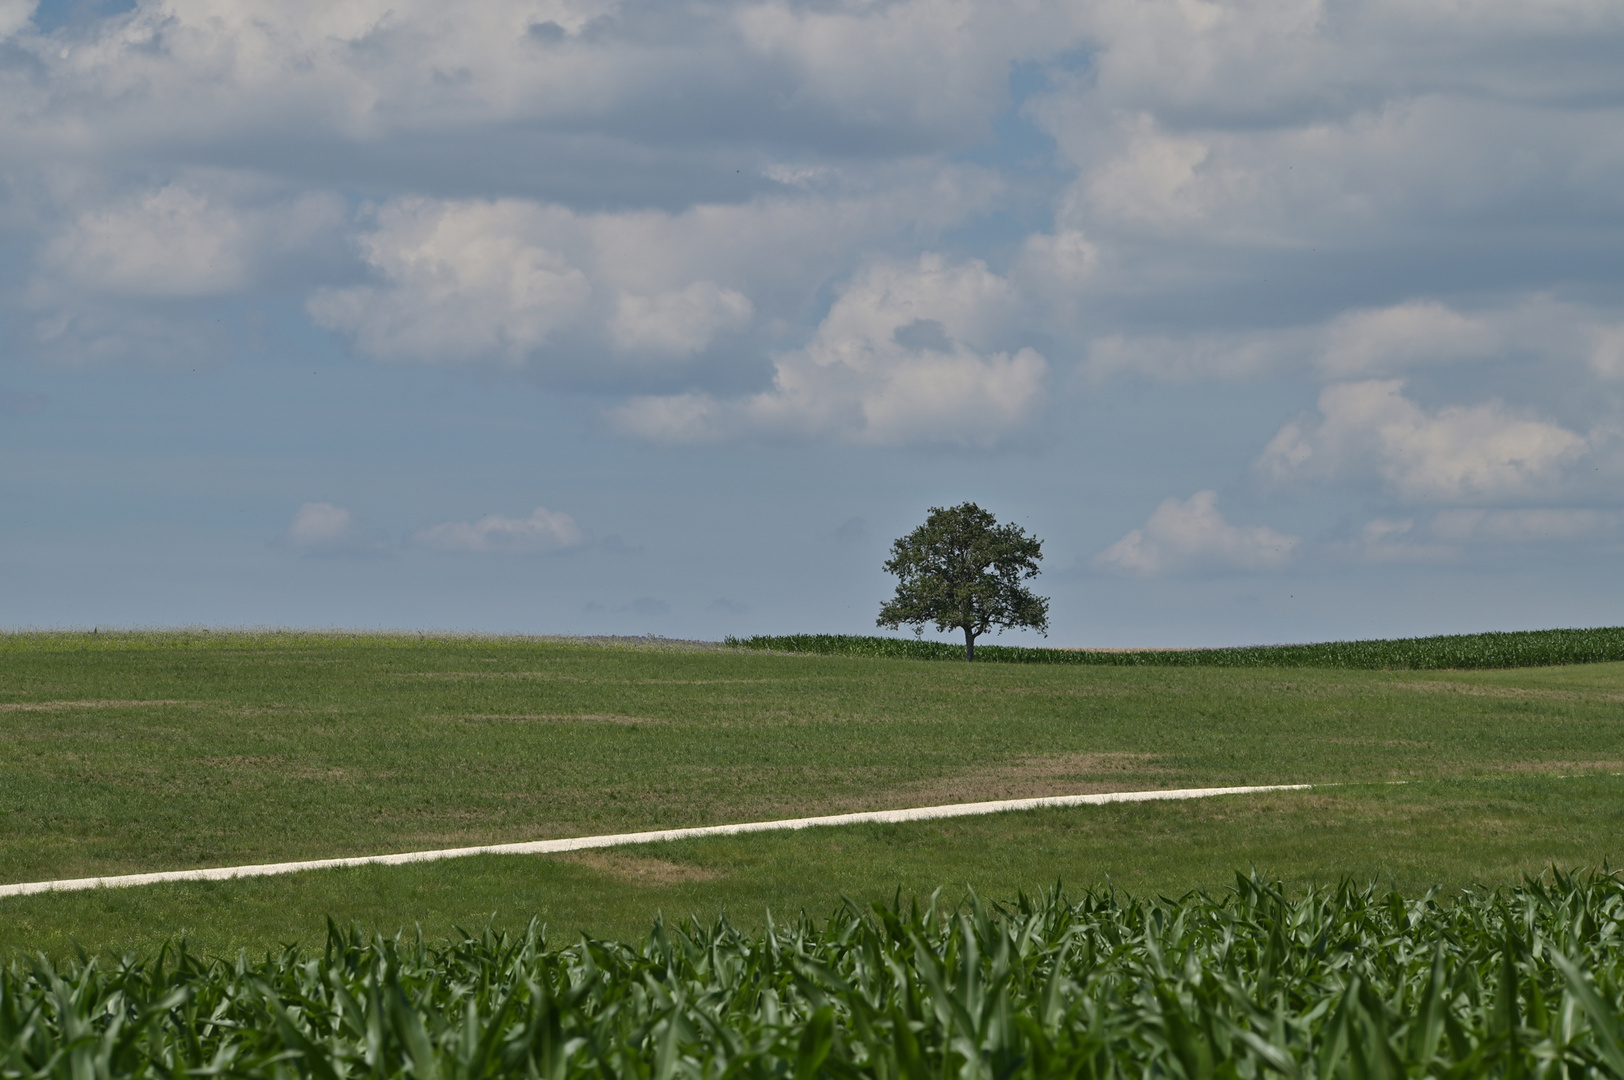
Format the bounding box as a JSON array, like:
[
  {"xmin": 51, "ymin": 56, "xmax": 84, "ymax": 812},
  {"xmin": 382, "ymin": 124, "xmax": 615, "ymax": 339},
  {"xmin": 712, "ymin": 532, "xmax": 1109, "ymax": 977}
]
[{"xmin": 3, "ymin": 0, "xmax": 1624, "ymax": 645}]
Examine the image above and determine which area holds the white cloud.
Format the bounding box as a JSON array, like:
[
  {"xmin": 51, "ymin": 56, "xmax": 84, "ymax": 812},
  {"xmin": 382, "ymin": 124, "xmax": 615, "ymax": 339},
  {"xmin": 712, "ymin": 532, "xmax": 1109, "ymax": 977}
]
[
  {"xmin": 1033, "ymin": 0, "xmax": 1624, "ymax": 254},
  {"xmin": 1080, "ymin": 0, "xmax": 1329, "ymax": 119},
  {"xmin": 4, "ymin": 0, "xmax": 654, "ymax": 143},
  {"xmin": 750, "ymin": 342, "xmax": 1047, "ymax": 446},
  {"xmin": 1012, "ymin": 228, "xmax": 1100, "ymax": 319},
  {"xmin": 1094, "ymin": 490, "xmax": 1299, "ymax": 577},
  {"xmin": 761, "ymin": 163, "xmax": 835, "ymax": 189},
  {"xmin": 1085, "ymin": 115, "xmax": 1214, "ymax": 229},
  {"xmin": 305, "ymin": 176, "xmax": 997, "ymax": 374},
  {"xmin": 611, "ymin": 282, "xmax": 752, "ymax": 356},
  {"xmin": 37, "ymin": 183, "xmax": 345, "ymax": 300},
  {"xmin": 1256, "ymin": 379, "xmax": 1591, "ymax": 502},
  {"xmin": 7, "ymin": 0, "xmax": 1616, "ymax": 407},
  {"xmin": 3, "ymin": 0, "xmax": 1623, "ymax": 499},
  {"xmin": 308, "ymin": 198, "xmax": 592, "ymax": 366},
  {"xmin": 580, "ymin": 165, "xmax": 997, "ymax": 303},
  {"xmin": 413, "ymin": 506, "xmax": 583, "ymax": 554},
  {"xmin": 0, "ymin": 0, "xmax": 33, "ymax": 41},
  {"xmin": 735, "ymin": 0, "xmax": 1087, "ymax": 147},
  {"xmin": 284, "ymin": 502, "xmax": 386, "ymax": 555},
  {"xmin": 1017, "ymin": 229, "xmax": 1098, "ymax": 284},
  {"xmin": 1316, "ymin": 301, "xmax": 1496, "ymax": 378},
  {"xmin": 4, "ymin": 0, "xmax": 1079, "ymax": 156},
  {"xmin": 44, "ymin": 185, "xmax": 247, "ymax": 296},
  {"xmin": 609, "ymin": 254, "xmax": 1047, "ymax": 446},
  {"xmin": 21, "ymin": 178, "xmax": 347, "ymax": 363}
]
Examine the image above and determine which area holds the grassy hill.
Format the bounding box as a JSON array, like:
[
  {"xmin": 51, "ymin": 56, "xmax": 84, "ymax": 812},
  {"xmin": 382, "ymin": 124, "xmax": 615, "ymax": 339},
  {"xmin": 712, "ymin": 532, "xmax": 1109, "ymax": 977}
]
[{"xmin": 1, "ymin": 630, "xmax": 1622, "ymax": 955}]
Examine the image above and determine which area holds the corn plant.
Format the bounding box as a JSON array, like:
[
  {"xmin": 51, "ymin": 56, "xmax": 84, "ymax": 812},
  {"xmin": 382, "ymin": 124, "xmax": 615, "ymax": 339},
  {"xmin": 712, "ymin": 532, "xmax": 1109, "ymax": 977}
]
[{"xmin": 5, "ymin": 871, "xmax": 1624, "ymax": 1078}]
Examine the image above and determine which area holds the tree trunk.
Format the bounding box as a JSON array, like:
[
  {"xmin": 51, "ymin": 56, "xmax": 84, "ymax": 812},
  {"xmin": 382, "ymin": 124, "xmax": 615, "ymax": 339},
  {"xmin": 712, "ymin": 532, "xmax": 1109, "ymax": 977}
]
[{"xmin": 964, "ymin": 626, "xmax": 976, "ymax": 662}]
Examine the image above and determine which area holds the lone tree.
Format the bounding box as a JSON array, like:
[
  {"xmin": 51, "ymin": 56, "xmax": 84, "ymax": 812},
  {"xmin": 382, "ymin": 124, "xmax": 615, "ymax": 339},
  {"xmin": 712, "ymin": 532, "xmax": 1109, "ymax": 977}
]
[{"xmin": 877, "ymin": 502, "xmax": 1048, "ymax": 661}]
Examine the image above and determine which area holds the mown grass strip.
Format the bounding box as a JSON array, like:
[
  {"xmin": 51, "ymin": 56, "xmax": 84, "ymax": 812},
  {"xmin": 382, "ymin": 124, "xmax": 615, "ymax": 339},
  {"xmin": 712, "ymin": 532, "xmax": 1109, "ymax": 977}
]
[
  {"xmin": 728, "ymin": 625, "xmax": 1624, "ymax": 669},
  {"xmin": 6, "ymin": 871, "xmax": 1624, "ymax": 1078}
]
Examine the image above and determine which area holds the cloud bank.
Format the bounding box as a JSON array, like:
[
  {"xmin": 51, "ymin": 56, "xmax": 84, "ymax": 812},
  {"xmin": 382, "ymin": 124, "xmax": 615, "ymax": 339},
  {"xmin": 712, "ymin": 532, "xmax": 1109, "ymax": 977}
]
[{"xmin": 4, "ymin": 0, "xmax": 1624, "ymax": 627}]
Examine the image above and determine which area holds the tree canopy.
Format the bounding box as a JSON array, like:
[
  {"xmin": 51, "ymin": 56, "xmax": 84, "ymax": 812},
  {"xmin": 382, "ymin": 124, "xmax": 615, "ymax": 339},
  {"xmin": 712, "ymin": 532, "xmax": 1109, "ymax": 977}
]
[{"xmin": 876, "ymin": 502, "xmax": 1048, "ymax": 661}]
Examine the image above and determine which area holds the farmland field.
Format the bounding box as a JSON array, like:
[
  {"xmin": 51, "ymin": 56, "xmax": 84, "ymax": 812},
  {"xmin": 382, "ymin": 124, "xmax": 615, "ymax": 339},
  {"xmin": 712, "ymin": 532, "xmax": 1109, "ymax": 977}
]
[
  {"xmin": 2, "ymin": 630, "xmax": 1624, "ymax": 956},
  {"xmin": 9, "ymin": 873, "xmax": 1624, "ymax": 1078},
  {"xmin": 731, "ymin": 627, "xmax": 1624, "ymax": 668}
]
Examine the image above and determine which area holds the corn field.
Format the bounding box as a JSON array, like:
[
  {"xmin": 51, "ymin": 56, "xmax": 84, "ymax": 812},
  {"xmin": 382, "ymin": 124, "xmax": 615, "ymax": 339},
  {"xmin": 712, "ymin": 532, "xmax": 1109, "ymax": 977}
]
[
  {"xmin": 6, "ymin": 872, "xmax": 1624, "ymax": 1078},
  {"xmin": 727, "ymin": 628, "xmax": 1624, "ymax": 669}
]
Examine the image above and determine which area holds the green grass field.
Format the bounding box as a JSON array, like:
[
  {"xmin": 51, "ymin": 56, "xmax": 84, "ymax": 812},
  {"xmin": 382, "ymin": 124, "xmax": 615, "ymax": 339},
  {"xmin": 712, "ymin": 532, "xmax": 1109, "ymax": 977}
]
[{"xmin": 3, "ymin": 630, "xmax": 1623, "ymax": 956}]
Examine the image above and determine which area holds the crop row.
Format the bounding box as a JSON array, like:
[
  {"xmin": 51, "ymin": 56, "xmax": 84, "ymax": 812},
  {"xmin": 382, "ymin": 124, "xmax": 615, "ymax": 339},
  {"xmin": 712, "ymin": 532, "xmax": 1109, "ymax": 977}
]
[
  {"xmin": 5, "ymin": 872, "xmax": 1624, "ymax": 1078},
  {"xmin": 726, "ymin": 626, "xmax": 1624, "ymax": 669}
]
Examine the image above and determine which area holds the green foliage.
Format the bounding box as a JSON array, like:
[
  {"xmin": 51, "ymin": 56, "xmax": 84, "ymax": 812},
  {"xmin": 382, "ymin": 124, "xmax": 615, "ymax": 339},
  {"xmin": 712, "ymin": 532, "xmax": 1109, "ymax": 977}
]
[
  {"xmin": 6, "ymin": 872, "xmax": 1624, "ymax": 1078},
  {"xmin": 877, "ymin": 503, "xmax": 1048, "ymax": 660},
  {"xmin": 728, "ymin": 626, "xmax": 1624, "ymax": 669}
]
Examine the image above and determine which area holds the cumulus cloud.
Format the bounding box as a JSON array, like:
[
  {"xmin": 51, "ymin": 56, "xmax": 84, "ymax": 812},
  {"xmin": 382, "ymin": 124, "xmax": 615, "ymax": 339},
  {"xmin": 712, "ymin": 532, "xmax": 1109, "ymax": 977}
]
[
  {"xmin": 308, "ymin": 199, "xmax": 593, "ymax": 366},
  {"xmin": 4, "ymin": 0, "xmax": 1624, "ymax": 577},
  {"xmin": 611, "ymin": 282, "xmax": 752, "ymax": 356},
  {"xmin": 1315, "ymin": 301, "xmax": 1497, "ymax": 378},
  {"xmin": 610, "ymin": 254, "xmax": 1047, "ymax": 446},
  {"xmin": 42, "ymin": 185, "xmax": 251, "ymax": 297},
  {"xmin": 1085, "ymin": 116, "xmax": 1214, "ymax": 230},
  {"xmin": 1094, "ymin": 491, "xmax": 1299, "ymax": 577},
  {"xmin": 0, "ymin": 0, "xmax": 32, "ymax": 40},
  {"xmin": 1036, "ymin": 4, "xmax": 1624, "ymax": 255},
  {"xmin": 1256, "ymin": 380, "xmax": 1591, "ymax": 502},
  {"xmin": 3, "ymin": 0, "xmax": 1077, "ymax": 169},
  {"xmin": 20, "ymin": 179, "xmax": 346, "ymax": 363},
  {"xmin": 413, "ymin": 506, "xmax": 583, "ymax": 554},
  {"xmin": 304, "ymin": 176, "xmax": 996, "ymax": 376},
  {"xmin": 37, "ymin": 183, "xmax": 345, "ymax": 300},
  {"xmin": 735, "ymin": 0, "xmax": 1086, "ymax": 148},
  {"xmin": 284, "ymin": 502, "xmax": 386, "ymax": 555},
  {"xmin": 1014, "ymin": 228, "xmax": 1099, "ymax": 293},
  {"xmin": 6, "ymin": 0, "xmax": 1620, "ymax": 411}
]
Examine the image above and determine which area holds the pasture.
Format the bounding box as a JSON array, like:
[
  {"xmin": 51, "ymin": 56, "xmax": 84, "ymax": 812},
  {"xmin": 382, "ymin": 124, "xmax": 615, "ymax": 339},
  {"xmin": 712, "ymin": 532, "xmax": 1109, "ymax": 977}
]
[{"xmin": 2, "ymin": 630, "xmax": 1623, "ymax": 956}]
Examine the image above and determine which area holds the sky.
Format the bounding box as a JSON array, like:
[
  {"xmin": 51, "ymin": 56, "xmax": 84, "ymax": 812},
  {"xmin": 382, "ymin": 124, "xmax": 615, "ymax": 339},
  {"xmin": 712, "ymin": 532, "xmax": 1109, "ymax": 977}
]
[{"xmin": 2, "ymin": 0, "xmax": 1624, "ymax": 646}]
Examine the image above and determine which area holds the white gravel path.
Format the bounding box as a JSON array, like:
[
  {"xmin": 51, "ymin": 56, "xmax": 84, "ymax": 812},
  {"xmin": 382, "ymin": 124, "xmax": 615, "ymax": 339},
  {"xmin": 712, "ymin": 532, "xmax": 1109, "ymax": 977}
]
[{"xmin": 0, "ymin": 783, "xmax": 1311, "ymax": 899}]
